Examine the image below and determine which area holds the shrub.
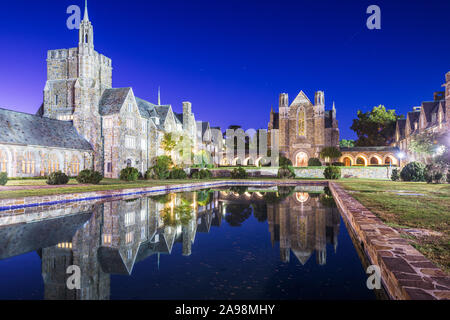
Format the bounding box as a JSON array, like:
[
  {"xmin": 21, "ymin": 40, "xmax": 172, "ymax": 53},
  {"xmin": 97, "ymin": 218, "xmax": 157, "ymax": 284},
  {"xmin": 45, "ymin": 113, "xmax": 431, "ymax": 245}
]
[
  {"xmin": 231, "ymin": 167, "xmax": 248, "ymax": 179},
  {"xmin": 279, "ymin": 155, "xmax": 292, "ymax": 168},
  {"xmin": 146, "ymin": 156, "xmax": 173, "ymax": 180},
  {"xmin": 191, "ymin": 169, "xmax": 212, "ymax": 179},
  {"xmin": 323, "ymin": 166, "xmax": 341, "ymax": 180},
  {"xmin": 277, "ymin": 166, "xmax": 296, "ymax": 179},
  {"xmin": 120, "ymin": 167, "xmax": 139, "ymax": 181},
  {"xmin": 424, "ymin": 164, "xmax": 445, "ymax": 184},
  {"xmin": 447, "ymin": 172, "xmax": 450, "ymax": 184},
  {"xmin": 169, "ymin": 168, "xmax": 188, "ymax": 180},
  {"xmin": 0, "ymin": 172, "xmax": 7, "ymax": 186},
  {"xmin": 391, "ymin": 168, "xmax": 400, "ymax": 181},
  {"xmin": 308, "ymin": 158, "xmax": 322, "ymax": 167},
  {"xmin": 46, "ymin": 171, "xmax": 69, "ymax": 185},
  {"xmin": 400, "ymin": 162, "xmax": 426, "ymax": 182},
  {"xmin": 76, "ymin": 169, "xmax": 103, "ymax": 184}
]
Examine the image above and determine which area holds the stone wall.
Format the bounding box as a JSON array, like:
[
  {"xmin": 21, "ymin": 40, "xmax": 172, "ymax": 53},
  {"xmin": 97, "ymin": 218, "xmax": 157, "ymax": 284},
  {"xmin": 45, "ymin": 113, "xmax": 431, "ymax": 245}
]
[{"xmin": 212, "ymin": 167, "xmax": 394, "ymax": 180}]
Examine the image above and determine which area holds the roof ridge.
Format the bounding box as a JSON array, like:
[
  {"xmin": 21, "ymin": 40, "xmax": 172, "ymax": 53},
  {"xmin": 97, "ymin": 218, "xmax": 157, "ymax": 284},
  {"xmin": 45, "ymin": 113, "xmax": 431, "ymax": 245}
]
[{"xmin": 0, "ymin": 107, "xmax": 73, "ymax": 125}]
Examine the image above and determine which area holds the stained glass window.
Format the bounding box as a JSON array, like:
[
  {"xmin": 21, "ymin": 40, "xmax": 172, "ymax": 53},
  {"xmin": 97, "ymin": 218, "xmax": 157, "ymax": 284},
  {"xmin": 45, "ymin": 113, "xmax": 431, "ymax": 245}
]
[{"xmin": 298, "ymin": 108, "xmax": 305, "ymax": 136}]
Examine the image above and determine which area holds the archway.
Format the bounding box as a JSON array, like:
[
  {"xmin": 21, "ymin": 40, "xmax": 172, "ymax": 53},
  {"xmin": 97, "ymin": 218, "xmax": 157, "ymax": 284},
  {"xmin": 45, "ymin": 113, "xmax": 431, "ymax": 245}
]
[
  {"xmin": 370, "ymin": 156, "xmax": 380, "ymax": 165},
  {"xmin": 48, "ymin": 154, "xmax": 60, "ymax": 174},
  {"xmin": 356, "ymin": 155, "xmax": 368, "ymax": 166},
  {"xmin": 70, "ymin": 155, "xmax": 81, "ymax": 176},
  {"xmin": 342, "ymin": 157, "xmax": 352, "ymax": 167},
  {"xmin": 233, "ymin": 158, "xmax": 242, "ymax": 166},
  {"xmin": 244, "ymin": 157, "xmax": 254, "ymax": 166},
  {"xmin": 295, "ymin": 152, "xmax": 308, "ymax": 167},
  {"xmin": 0, "ymin": 149, "xmax": 8, "ymax": 174},
  {"xmin": 384, "ymin": 156, "xmax": 397, "ymax": 166}
]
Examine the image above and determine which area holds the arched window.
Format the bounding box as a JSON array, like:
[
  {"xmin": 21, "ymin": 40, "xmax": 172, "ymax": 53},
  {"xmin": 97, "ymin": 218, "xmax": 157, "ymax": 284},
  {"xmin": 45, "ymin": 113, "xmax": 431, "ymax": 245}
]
[
  {"xmin": 70, "ymin": 156, "xmax": 80, "ymax": 176},
  {"xmin": 356, "ymin": 157, "xmax": 366, "ymax": 166},
  {"xmin": 85, "ymin": 33, "xmax": 88, "ymax": 43},
  {"xmin": 385, "ymin": 157, "xmax": 393, "ymax": 165},
  {"xmin": 343, "ymin": 157, "xmax": 352, "ymax": 167},
  {"xmin": 298, "ymin": 108, "xmax": 306, "ymax": 136},
  {"xmin": 20, "ymin": 152, "xmax": 35, "ymax": 175},
  {"xmin": 48, "ymin": 154, "xmax": 60, "ymax": 174},
  {"xmin": 296, "ymin": 152, "xmax": 308, "ymax": 167},
  {"xmin": 370, "ymin": 157, "xmax": 380, "ymax": 165},
  {"xmin": 0, "ymin": 150, "xmax": 7, "ymax": 173}
]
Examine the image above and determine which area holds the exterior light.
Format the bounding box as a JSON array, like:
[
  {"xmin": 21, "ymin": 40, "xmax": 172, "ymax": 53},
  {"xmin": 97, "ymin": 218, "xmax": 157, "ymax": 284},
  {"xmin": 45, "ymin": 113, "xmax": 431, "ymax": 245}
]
[{"xmin": 397, "ymin": 152, "xmax": 405, "ymax": 160}]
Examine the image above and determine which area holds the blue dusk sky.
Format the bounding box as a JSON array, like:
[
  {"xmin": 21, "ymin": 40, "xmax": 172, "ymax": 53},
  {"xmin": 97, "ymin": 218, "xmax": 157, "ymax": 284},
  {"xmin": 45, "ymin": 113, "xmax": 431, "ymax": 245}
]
[{"xmin": 0, "ymin": 0, "xmax": 449, "ymax": 139}]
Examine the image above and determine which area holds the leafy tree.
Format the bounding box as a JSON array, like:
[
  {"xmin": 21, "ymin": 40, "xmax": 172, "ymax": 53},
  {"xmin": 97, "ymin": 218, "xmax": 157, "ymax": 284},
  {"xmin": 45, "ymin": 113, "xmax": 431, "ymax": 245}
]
[
  {"xmin": 340, "ymin": 139, "xmax": 355, "ymax": 148},
  {"xmin": 351, "ymin": 105, "xmax": 403, "ymax": 146},
  {"xmin": 225, "ymin": 204, "xmax": 252, "ymax": 227},
  {"xmin": 161, "ymin": 132, "xmax": 177, "ymax": 155},
  {"xmin": 320, "ymin": 147, "xmax": 342, "ymax": 162},
  {"xmin": 409, "ymin": 131, "xmax": 447, "ymax": 162}
]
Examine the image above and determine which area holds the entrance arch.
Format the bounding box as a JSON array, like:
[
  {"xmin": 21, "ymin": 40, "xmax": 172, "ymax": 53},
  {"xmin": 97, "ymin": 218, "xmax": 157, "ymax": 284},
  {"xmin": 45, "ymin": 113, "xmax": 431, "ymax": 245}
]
[
  {"xmin": 295, "ymin": 152, "xmax": 308, "ymax": 167},
  {"xmin": 342, "ymin": 156, "xmax": 352, "ymax": 167}
]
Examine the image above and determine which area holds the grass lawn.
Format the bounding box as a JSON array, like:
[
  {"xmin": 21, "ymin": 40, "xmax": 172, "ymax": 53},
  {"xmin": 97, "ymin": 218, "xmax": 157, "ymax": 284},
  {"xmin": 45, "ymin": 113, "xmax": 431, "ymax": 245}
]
[{"xmin": 338, "ymin": 179, "xmax": 450, "ymax": 273}]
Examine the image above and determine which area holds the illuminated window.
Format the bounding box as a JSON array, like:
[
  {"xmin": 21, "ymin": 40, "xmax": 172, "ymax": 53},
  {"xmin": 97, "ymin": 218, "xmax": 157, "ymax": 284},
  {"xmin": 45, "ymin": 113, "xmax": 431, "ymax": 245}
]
[
  {"xmin": 70, "ymin": 156, "xmax": 80, "ymax": 176},
  {"xmin": 103, "ymin": 234, "xmax": 112, "ymax": 245},
  {"xmin": 125, "ymin": 212, "xmax": 135, "ymax": 227},
  {"xmin": 128, "ymin": 103, "xmax": 133, "ymax": 113},
  {"xmin": 126, "ymin": 232, "xmax": 134, "ymax": 244},
  {"xmin": 21, "ymin": 152, "xmax": 35, "ymax": 175},
  {"xmin": 48, "ymin": 154, "xmax": 60, "ymax": 173},
  {"xmin": 142, "ymin": 121, "xmax": 147, "ymax": 133},
  {"xmin": 0, "ymin": 150, "xmax": 7, "ymax": 173},
  {"xmin": 298, "ymin": 107, "xmax": 306, "ymax": 136}
]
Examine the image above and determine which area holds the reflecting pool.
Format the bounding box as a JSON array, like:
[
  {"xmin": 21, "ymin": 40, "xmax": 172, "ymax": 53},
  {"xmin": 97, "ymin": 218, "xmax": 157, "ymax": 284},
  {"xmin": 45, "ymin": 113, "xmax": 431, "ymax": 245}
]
[{"xmin": 0, "ymin": 185, "xmax": 379, "ymax": 300}]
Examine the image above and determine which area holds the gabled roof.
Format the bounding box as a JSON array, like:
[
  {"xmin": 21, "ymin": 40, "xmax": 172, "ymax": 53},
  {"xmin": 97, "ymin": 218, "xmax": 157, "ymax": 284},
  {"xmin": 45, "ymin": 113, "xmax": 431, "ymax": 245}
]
[
  {"xmin": 290, "ymin": 91, "xmax": 312, "ymax": 106},
  {"xmin": 97, "ymin": 246, "xmax": 137, "ymax": 275},
  {"xmin": 197, "ymin": 121, "xmax": 210, "ymax": 137},
  {"xmin": 99, "ymin": 87, "xmax": 131, "ymax": 116},
  {"xmin": 174, "ymin": 112, "xmax": 183, "ymax": 125},
  {"xmin": 406, "ymin": 111, "xmax": 421, "ymax": 132},
  {"xmin": 155, "ymin": 105, "xmax": 171, "ymax": 122},
  {"xmin": 0, "ymin": 108, "xmax": 93, "ymax": 151},
  {"xmin": 421, "ymin": 101, "xmax": 440, "ymax": 124},
  {"xmin": 135, "ymin": 97, "xmax": 157, "ymax": 119}
]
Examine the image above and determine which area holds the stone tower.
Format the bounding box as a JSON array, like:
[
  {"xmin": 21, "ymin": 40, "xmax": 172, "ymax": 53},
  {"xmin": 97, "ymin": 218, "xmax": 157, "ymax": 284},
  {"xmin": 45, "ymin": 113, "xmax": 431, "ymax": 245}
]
[
  {"xmin": 42, "ymin": 1, "xmax": 112, "ymax": 171},
  {"xmin": 445, "ymin": 71, "xmax": 450, "ymax": 130}
]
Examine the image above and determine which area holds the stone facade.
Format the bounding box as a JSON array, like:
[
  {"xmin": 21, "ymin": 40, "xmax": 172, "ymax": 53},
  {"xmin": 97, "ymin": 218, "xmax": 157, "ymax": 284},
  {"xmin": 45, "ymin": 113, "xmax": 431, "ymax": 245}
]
[
  {"xmin": 0, "ymin": 3, "xmax": 209, "ymax": 179},
  {"xmin": 268, "ymin": 91, "xmax": 340, "ymax": 166},
  {"xmin": 394, "ymin": 71, "xmax": 449, "ymax": 162}
]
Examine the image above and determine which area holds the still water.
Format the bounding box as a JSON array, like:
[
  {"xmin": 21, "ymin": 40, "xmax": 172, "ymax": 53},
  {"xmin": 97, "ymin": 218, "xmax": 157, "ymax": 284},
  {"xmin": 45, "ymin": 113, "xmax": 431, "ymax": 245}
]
[{"xmin": 0, "ymin": 185, "xmax": 378, "ymax": 300}]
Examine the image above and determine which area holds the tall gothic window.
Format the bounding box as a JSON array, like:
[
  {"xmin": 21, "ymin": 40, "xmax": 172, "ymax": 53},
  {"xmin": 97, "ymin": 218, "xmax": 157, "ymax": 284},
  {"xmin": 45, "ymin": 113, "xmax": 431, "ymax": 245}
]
[
  {"xmin": 48, "ymin": 154, "xmax": 60, "ymax": 174},
  {"xmin": 0, "ymin": 150, "xmax": 7, "ymax": 173},
  {"xmin": 70, "ymin": 156, "xmax": 80, "ymax": 176},
  {"xmin": 20, "ymin": 152, "xmax": 35, "ymax": 175},
  {"xmin": 298, "ymin": 107, "xmax": 306, "ymax": 136}
]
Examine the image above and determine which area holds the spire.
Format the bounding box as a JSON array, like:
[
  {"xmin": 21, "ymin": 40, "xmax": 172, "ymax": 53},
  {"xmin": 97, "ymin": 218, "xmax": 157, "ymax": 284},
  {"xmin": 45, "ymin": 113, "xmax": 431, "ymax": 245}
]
[
  {"xmin": 83, "ymin": 0, "xmax": 89, "ymax": 21},
  {"xmin": 158, "ymin": 87, "xmax": 161, "ymax": 105},
  {"xmin": 332, "ymin": 101, "xmax": 336, "ymax": 111}
]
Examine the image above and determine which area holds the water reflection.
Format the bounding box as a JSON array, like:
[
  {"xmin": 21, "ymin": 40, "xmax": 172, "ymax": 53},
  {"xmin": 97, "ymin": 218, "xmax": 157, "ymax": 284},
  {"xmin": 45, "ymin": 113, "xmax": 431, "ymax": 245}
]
[{"xmin": 0, "ymin": 185, "xmax": 342, "ymax": 300}]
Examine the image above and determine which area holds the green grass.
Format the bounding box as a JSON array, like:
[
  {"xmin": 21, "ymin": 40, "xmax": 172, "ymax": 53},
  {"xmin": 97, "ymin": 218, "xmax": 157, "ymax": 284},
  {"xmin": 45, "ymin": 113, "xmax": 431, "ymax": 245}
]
[{"xmin": 338, "ymin": 179, "xmax": 450, "ymax": 273}]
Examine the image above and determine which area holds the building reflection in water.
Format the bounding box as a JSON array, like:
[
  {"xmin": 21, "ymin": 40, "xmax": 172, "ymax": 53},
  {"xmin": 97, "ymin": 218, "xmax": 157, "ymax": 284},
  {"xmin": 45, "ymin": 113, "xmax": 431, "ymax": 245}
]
[{"xmin": 0, "ymin": 185, "xmax": 340, "ymax": 300}]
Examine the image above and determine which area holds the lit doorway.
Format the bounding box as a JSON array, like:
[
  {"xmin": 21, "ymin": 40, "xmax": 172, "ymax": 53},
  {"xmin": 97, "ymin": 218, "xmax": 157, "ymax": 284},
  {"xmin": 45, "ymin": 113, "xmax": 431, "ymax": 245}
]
[{"xmin": 295, "ymin": 152, "xmax": 308, "ymax": 167}]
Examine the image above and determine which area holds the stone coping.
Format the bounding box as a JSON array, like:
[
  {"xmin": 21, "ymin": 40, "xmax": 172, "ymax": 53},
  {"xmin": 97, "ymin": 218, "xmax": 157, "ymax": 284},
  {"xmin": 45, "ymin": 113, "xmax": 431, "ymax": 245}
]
[
  {"xmin": 329, "ymin": 182, "xmax": 450, "ymax": 300},
  {"xmin": 0, "ymin": 180, "xmax": 327, "ymax": 212}
]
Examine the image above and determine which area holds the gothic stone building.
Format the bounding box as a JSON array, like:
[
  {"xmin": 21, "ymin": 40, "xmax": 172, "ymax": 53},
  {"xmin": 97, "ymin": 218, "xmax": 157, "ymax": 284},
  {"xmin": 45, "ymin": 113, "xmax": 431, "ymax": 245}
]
[
  {"xmin": 394, "ymin": 71, "xmax": 450, "ymax": 162},
  {"xmin": 268, "ymin": 91, "xmax": 340, "ymax": 167},
  {"xmin": 0, "ymin": 3, "xmax": 204, "ymax": 179}
]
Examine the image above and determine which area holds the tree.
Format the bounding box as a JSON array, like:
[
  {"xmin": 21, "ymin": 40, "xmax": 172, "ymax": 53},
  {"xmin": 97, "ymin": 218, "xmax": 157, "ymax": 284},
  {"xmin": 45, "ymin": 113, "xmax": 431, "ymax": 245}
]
[
  {"xmin": 409, "ymin": 131, "xmax": 445, "ymax": 160},
  {"xmin": 320, "ymin": 147, "xmax": 342, "ymax": 162},
  {"xmin": 161, "ymin": 132, "xmax": 177, "ymax": 156},
  {"xmin": 351, "ymin": 105, "xmax": 403, "ymax": 146},
  {"xmin": 340, "ymin": 139, "xmax": 355, "ymax": 148}
]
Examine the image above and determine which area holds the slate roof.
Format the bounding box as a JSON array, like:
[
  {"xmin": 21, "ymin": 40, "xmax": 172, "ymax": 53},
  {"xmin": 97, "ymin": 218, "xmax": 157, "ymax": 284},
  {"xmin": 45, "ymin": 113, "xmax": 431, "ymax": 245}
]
[
  {"xmin": 325, "ymin": 110, "xmax": 333, "ymax": 128},
  {"xmin": 421, "ymin": 101, "xmax": 440, "ymax": 124},
  {"xmin": 407, "ymin": 111, "xmax": 421, "ymax": 132},
  {"xmin": 155, "ymin": 105, "xmax": 171, "ymax": 122},
  {"xmin": 174, "ymin": 112, "xmax": 183, "ymax": 124},
  {"xmin": 98, "ymin": 87, "xmax": 131, "ymax": 115},
  {"xmin": 197, "ymin": 121, "xmax": 210, "ymax": 138},
  {"xmin": 135, "ymin": 97, "xmax": 157, "ymax": 119},
  {"xmin": 0, "ymin": 108, "xmax": 93, "ymax": 150}
]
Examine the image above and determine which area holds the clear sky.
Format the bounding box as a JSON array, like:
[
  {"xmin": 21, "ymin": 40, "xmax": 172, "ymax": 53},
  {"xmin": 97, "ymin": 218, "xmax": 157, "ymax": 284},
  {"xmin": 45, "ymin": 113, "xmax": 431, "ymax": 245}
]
[{"xmin": 0, "ymin": 0, "xmax": 449, "ymax": 139}]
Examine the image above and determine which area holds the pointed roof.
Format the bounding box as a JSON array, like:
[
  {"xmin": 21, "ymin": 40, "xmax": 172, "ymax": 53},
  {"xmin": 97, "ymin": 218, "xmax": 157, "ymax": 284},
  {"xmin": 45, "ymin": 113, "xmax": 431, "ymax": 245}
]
[
  {"xmin": 290, "ymin": 91, "xmax": 312, "ymax": 106},
  {"xmin": 291, "ymin": 249, "xmax": 312, "ymax": 265},
  {"xmin": 83, "ymin": 0, "xmax": 89, "ymax": 21}
]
